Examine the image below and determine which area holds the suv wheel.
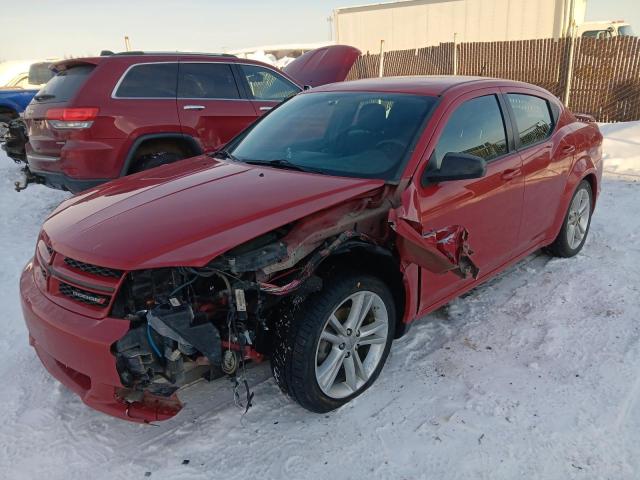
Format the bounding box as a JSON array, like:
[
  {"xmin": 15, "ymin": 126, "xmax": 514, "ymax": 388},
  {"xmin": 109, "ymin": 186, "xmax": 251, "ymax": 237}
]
[
  {"xmin": 272, "ymin": 274, "xmax": 395, "ymax": 413},
  {"xmin": 132, "ymin": 151, "xmax": 185, "ymax": 173},
  {"xmin": 547, "ymin": 179, "xmax": 593, "ymax": 257}
]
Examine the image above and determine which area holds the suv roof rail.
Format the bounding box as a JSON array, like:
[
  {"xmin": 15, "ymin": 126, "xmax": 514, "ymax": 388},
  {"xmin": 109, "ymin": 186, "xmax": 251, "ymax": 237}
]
[{"xmin": 103, "ymin": 51, "xmax": 236, "ymax": 58}]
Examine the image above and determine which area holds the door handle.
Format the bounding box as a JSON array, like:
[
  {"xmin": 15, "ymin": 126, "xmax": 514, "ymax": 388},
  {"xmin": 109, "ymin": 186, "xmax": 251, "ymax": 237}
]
[
  {"xmin": 501, "ymin": 168, "xmax": 521, "ymax": 181},
  {"xmin": 562, "ymin": 145, "xmax": 576, "ymax": 154},
  {"xmin": 183, "ymin": 105, "xmax": 205, "ymax": 110},
  {"xmin": 259, "ymin": 106, "xmax": 273, "ymax": 111}
]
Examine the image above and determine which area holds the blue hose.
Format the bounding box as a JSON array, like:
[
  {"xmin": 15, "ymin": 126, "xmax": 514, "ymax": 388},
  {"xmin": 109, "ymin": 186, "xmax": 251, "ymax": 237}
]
[{"xmin": 146, "ymin": 324, "xmax": 163, "ymax": 358}]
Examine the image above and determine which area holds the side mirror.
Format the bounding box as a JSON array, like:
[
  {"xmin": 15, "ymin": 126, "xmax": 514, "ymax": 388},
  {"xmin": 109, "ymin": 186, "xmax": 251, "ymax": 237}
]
[
  {"xmin": 303, "ymin": 85, "xmax": 312, "ymax": 91},
  {"xmin": 423, "ymin": 152, "xmax": 487, "ymax": 184}
]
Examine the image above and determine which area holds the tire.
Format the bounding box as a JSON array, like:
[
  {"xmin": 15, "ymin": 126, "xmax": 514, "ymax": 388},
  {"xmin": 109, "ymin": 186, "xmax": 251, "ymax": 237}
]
[
  {"xmin": 271, "ymin": 273, "xmax": 396, "ymax": 413},
  {"xmin": 547, "ymin": 179, "xmax": 593, "ymax": 257},
  {"xmin": 131, "ymin": 151, "xmax": 185, "ymax": 173}
]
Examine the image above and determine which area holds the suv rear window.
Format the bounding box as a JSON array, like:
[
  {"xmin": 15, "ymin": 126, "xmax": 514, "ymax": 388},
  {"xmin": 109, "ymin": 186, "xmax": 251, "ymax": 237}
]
[
  {"xmin": 34, "ymin": 65, "xmax": 94, "ymax": 103},
  {"xmin": 115, "ymin": 63, "xmax": 178, "ymax": 98}
]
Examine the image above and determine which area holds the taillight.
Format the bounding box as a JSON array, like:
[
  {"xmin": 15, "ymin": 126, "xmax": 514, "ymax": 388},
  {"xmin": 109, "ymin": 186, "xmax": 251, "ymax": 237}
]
[{"xmin": 46, "ymin": 107, "xmax": 98, "ymax": 129}]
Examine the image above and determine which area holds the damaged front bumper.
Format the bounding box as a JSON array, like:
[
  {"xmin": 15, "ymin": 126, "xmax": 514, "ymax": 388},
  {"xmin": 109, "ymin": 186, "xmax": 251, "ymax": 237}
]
[{"xmin": 20, "ymin": 261, "xmax": 183, "ymax": 423}]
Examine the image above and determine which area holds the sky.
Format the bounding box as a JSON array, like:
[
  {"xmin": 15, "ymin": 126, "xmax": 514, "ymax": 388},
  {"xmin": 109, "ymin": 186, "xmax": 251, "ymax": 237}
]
[{"xmin": 0, "ymin": 0, "xmax": 638, "ymax": 61}]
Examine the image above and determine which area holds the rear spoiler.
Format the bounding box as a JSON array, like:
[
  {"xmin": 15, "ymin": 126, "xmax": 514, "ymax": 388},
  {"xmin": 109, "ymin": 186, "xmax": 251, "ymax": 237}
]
[
  {"xmin": 574, "ymin": 113, "xmax": 596, "ymax": 123},
  {"xmin": 51, "ymin": 58, "xmax": 102, "ymax": 73}
]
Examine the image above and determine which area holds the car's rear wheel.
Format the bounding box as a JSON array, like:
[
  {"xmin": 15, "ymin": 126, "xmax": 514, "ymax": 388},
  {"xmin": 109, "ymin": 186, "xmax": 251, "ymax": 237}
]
[
  {"xmin": 547, "ymin": 179, "xmax": 593, "ymax": 257},
  {"xmin": 272, "ymin": 274, "xmax": 395, "ymax": 412}
]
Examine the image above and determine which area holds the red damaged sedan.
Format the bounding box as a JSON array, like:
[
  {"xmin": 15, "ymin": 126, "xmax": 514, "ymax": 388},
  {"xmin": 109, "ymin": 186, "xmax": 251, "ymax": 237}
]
[{"xmin": 20, "ymin": 76, "xmax": 603, "ymax": 422}]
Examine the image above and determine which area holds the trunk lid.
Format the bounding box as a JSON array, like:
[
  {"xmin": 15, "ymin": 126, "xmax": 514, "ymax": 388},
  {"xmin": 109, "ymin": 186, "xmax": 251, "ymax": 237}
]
[{"xmin": 283, "ymin": 45, "xmax": 361, "ymax": 88}]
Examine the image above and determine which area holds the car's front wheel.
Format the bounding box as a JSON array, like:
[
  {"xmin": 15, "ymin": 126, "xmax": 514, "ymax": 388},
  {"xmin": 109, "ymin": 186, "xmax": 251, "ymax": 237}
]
[
  {"xmin": 272, "ymin": 274, "xmax": 395, "ymax": 412},
  {"xmin": 547, "ymin": 179, "xmax": 593, "ymax": 257}
]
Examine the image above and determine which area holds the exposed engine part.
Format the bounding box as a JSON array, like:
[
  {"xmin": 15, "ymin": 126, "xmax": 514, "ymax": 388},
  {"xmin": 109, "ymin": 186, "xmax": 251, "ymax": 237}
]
[
  {"xmin": 110, "ymin": 204, "xmax": 392, "ymax": 413},
  {"xmin": 258, "ymin": 231, "xmax": 378, "ymax": 295},
  {"xmin": 147, "ymin": 302, "xmax": 222, "ymax": 366},
  {"xmin": 221, "ymin": 349, "xmax": 240, "ymax": 375}
]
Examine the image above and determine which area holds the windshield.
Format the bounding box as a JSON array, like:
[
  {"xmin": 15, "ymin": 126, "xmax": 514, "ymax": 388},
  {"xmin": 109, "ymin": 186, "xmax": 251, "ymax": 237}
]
[{"xmin": 227, "ymin": 91, "xmax": 437, "ymax": 181}]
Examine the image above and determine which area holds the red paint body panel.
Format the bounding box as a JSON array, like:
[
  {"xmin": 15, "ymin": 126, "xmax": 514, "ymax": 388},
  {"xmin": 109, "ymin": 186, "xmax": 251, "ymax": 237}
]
[
  {"xmin": 24, "ymin": 48, "xmax": 359, "ymax": 191},
  {"xmin": 44, "ymin": 156, "xmax": 384, "ymax": 270},
  {"xmin": 21, "ymin": 76, "xmax": 603, "ymax": 422}
]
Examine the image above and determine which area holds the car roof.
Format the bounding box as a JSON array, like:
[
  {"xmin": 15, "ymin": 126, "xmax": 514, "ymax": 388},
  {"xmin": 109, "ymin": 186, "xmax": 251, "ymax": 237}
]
[
  {"xmin": 310, "ymin": 75, "xmax": 549, "ymax": 97},
  {"xmin": 52, "ymin": 52, "xmax": 286, "ymax": 73}
]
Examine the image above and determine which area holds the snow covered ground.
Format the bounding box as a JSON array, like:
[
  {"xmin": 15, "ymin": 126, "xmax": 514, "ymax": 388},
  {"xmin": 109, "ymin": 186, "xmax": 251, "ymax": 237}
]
[{"xmin": 0, "ymin": 123, "xmax": 639, "ymax": 480}]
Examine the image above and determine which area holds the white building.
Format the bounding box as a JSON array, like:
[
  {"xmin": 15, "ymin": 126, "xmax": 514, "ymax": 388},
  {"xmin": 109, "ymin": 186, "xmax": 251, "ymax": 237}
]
[{"xmin": 334, "ymin": 0, "xmax": 588, "ymax": 53}]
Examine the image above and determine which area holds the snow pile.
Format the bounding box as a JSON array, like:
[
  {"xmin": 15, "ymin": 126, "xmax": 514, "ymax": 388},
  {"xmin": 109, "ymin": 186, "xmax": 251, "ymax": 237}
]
[
  {"xmin": 600, "ymin": 122, "xmax": 640, "ymax": 176},
  {"xmin": 0, "ymin": 123, "xmax": 639, "ymax": 479}
]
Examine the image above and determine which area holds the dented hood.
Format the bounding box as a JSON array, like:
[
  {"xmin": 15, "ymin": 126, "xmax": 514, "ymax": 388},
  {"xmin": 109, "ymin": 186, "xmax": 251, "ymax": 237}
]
[{"xmin": 43, "ymin": 156, "xmax": 384, "ymax": 270}]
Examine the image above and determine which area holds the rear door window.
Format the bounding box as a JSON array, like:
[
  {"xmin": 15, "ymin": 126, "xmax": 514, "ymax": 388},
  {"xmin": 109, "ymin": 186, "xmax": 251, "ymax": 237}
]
[
  {"xmin": 507, "ymin": 94, "xmax": 554, "ymax": 148},
  {"xmin": 433, "ymin": 95, "xmax": 508, "ymax": 168},
  {"xmin": 33, "ymin": 65, "xmax": 95, "ymax": 103},
  {"xmin": 178, "ymin": 63, "xmax": 240, "ymax": 99},
  {"xmin": 115, "ymin": 63, "xmax": 178, "ymax": 98},
  {"xmin": 239, "ymin": 64, "xmax": 300, "ymax": 101}
]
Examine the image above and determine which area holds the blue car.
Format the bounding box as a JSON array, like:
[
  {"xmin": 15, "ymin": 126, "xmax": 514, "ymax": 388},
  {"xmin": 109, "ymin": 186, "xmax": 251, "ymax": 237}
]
[
  {"xmin": 0, "ymin": 88, "xmax": 39, "ymax": 123},
  {"xmin": 0, "ymin": 61, "xmax": 54, "ymax": 123}
]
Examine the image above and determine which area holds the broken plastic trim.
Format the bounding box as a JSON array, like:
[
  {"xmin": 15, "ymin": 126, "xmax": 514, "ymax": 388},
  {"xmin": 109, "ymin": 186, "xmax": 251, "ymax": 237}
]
[{"xmin": 390, "ymin": 215, "xmax": 479, "ymax": 279}]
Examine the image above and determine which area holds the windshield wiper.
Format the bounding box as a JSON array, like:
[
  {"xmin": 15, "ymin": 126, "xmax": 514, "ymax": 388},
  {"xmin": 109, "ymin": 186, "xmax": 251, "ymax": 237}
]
[
  {"xmin": 34, "ymin": 93, "xmax": 55, "ymax": 101},
  {"xmin": 243, "ymin": 159, "xmax": 323, "ymax": 174},
  {"xmin": 211, "ymin": 149, "xmax": 239, "ymax": 162}
]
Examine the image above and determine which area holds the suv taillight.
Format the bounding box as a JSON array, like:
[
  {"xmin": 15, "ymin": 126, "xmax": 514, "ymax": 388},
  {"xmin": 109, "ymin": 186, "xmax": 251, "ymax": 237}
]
[{"xmin": 46, "ymin": 107, "xmax": 98, "ymax": 129}]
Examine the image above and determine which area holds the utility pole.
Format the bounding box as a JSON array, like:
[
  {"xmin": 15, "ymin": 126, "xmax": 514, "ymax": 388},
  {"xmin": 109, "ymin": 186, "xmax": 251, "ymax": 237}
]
[
  {"xmin": 124, "ymin": 36, "xmax": 131, "ymax": 52},
  {"xmin": 378, "ymin": 40, "xmax": 385, "ymax": 77},
  {"xmin": 453, "ymin": 32, "xmax": 458, "ymax": 75}
]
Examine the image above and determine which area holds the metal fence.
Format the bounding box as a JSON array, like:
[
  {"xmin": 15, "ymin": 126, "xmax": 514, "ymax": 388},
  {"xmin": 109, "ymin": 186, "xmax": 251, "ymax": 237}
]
[{"xmin": 346, "ymin": 36, "xmax": 640, "ymax": 123}]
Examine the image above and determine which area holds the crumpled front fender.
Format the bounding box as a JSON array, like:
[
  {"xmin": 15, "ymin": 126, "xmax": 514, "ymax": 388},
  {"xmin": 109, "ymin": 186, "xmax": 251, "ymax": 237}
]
[{"xmin": 389, "ymin": 201, "xmax": 479, "ymax": 280}]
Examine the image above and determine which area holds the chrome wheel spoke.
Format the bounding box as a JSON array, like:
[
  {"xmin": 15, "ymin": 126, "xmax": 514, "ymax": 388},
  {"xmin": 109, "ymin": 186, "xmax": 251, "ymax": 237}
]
[
  {"xmin": 357, "ymin": 336, "xmax": 386, "ymax": 346},
  {"xmin": 317, "ymin": 348, "xmax": 344, "ymax": 391},
  {"xmin": 343, "ymin": 355, "xmax": 358, "ymax": 391},
  {"xmin": 353, "ymin": 351, "xmax": 367, "ymax": 380},
  {"xmin": 359, "ymin": 319, "xmax": 386, "ymax": 338},
  {"xmin": 567, "ymin": 224, "xmax": 576, "ymax": 246},
  {"xmin": 328, "ymin": 314, "xmax": 347, "ymax": 337},
  {"xmin": 321, "ymin": 330, "xmax": 342, "ymax": 346},
  {"xmin": 345, "ymin": 292, "xmax": 374, "ymax": 331}
]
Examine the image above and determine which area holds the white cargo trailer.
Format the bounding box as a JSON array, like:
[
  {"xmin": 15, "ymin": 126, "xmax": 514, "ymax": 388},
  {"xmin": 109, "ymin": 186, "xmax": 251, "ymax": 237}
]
[{"xmin": 334, "ymin": 0, "xmax": 589, "ymax": 53}]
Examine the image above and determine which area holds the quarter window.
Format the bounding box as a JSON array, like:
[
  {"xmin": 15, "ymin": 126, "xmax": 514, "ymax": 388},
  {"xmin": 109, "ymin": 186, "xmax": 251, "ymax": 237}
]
[
  {"xmin": 433, "ymin": 95, "xmax": 508, "ymax": 168},
  {"xmin": 239, "ymin": 65, "xmax": 300, "ymax": 101},
  {"xmin": 507, "ymin": 94, "xmax": 554, "ymax": 148},
  {"xmin": 115, "ymin": 63, "xmax": 178, "ymax": 98},
  {"xmin": 178, "ymin": 63, "xmax": 240, "ymax": 99}
]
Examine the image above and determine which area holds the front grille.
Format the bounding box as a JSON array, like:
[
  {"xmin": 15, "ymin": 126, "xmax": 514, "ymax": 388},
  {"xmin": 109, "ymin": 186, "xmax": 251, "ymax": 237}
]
[
  {"xmin": 64, "ymin": 257, "xmax": 123, "ymax": 279},
  {"xmin": 59, "ymin": 282, "xmax": 111, "ymax": 307}
]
